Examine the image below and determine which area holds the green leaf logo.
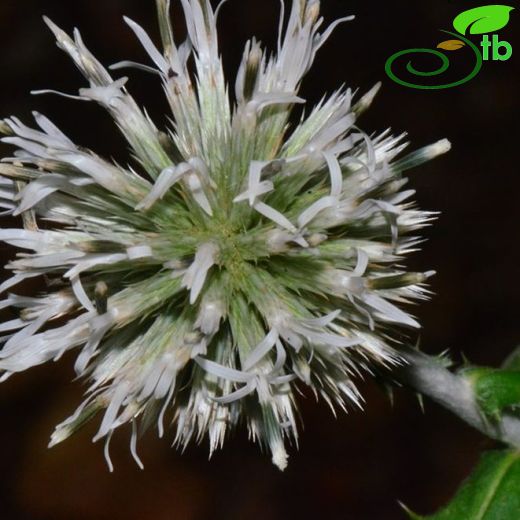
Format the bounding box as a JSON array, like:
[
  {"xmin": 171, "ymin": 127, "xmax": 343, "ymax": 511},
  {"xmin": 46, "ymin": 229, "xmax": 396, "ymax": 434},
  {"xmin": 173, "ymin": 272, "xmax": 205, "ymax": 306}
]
[{"xmin": 453, "ymin": 5, "xmax": 514, "ymax": 35}]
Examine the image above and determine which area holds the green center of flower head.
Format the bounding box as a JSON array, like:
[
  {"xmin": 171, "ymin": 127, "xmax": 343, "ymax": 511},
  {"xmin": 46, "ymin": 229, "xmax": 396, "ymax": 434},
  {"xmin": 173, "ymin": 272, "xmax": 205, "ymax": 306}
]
[
  {"xmin": 204, "ymin": 223, "xmax": 249, "ymax": 281},
  {"xmin": 0, "ymin": 0, "xmax": 450, "ymax": 471}
]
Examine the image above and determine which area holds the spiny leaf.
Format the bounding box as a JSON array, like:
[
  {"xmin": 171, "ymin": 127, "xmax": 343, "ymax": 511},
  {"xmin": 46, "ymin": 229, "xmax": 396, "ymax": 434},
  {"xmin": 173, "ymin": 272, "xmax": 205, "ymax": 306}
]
[
  {"xmin": 437, "ymin": 40, "xmax": 465, "ymax": 51},
  {"xmin": 404, "ymin": 450, "xmax": 520, "ymax": 519},
  {"xmin": 465, "ymin": 367, "xmax": 520, "ymax": 421},
  {"xmin": 453, "ymin": 5, "xmax": 514, "ymax": 35},
  {"xmin": 502, "ymin": 346, "xmax": 520, "ymax": 370}
]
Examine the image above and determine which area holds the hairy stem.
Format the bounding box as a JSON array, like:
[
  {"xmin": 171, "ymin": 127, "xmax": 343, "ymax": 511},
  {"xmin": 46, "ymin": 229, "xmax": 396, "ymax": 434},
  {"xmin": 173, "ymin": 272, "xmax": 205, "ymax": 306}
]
[{"xmin": 395, "ymin": 349, "xmax": 520, "ymax": 447}]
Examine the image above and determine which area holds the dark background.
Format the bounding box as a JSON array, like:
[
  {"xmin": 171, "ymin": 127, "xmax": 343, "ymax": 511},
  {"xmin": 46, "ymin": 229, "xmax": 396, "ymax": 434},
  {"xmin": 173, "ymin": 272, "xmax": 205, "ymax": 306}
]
[{"xmin": 0, "ymin": 1, "xmax": 518, "ymax": 519}]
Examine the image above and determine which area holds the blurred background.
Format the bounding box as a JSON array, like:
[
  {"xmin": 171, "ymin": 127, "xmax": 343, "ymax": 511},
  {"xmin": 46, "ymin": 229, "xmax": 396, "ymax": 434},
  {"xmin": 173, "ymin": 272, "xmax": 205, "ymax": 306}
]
[{"xmin": 0, "ymin": 0, "xmax": 518, "ymax": 518}]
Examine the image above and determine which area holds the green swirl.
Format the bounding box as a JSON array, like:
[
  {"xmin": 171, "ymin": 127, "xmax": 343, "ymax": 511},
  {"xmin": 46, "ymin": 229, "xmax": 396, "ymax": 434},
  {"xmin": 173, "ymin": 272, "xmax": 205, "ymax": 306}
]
[{"xmin": 385, "ymin": 31, "xmax": 483, "ymax": 90}]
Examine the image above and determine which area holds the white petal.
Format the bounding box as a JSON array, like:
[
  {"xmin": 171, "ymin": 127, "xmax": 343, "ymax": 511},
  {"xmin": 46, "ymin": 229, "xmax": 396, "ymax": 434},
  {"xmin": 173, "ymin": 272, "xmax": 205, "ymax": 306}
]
[
  {"xmin": 2, "ymin": 137, "xmax": 47, "ymax": 158},
  {"xmin": 123, "ymin": 17, "xmax": 169, "ymax": 74},
  {"xmin": 95, "ymin": 382, "xmax": 130, "ymax": 440},
  {"xmin": 277, "ymin": 325, "xmax": 303, "ymax": 352},
  {"xmin": 157, "ymin": 385, "xmax": 175, "ymax": 438},
  {"xmin": 354, "ymin": 249, "xmax": 369, "ymax": 277},
  {"xmin": 186, "ymin": 173, "xmax": 213, "ymax": 216},
  {"xmin": 303, "ymin": 329, "xmax": 358, "ymax": 348},
  {"xmin": 249, "ymin": 93, "xmax": 305, "ymax": 112},
  {"xmin": 323, "ymin": 150, "xmax": 343, "ymax": 197},
  {"xmin": 363, "ymin": 294, "xmax": 420, "ymax": 328},
  {"xmin": 139, "ymin": 361, "xmax": 166, "ymax": 401},
  {"xmin": 79, "ymin": 78, "xmax": 128, "ymax": 107},
  {"xmin": 103, "ymin": 431, "xmax": 114, "ymax": 473},
  {"xmin": 303, "ymin": 309, "xmax": 342, "ymax": 327},
  {"xmin": 109, "ymin": 60, "xmax": 161, "ymax": 75},
  {"xmin": 212, "ymin": 380, "xmax": 256, "ymax": 404},
  {"xmin": 74, "ymin": 312, "xmax": 113, "ymax": 374},
  {"xmin": 181, "ymin": 243, "xmax": 218, "ymax": 304},
  {"xmin": 242, "ymin": 329, "xmax": 279, "ymax": 371},
  {"xmin": 130, "ymin": 420, "xmax": 144, "ymax": 470},
  {"xmin": 0, "ymin": 319, "xmax": 25, "ymax": 333},
  {"xmin": 31, "ymin": 89, "xmax": 88, "ymax": 102},
  {"xmin": 155, "ymin": 368, "xmax": 176, "ymax": 400},
  {"xmin": 20, "ymin": 251, "xmax": 84, "ymax": 269},
  {"xmin": 71, "ymin": 275, "xmax": 96, "ymax": 312},
  {"xmin": 33, "ymin": 111, "xmax": 75, "ymax": 147},
  {"xmin": 195, "ymin": 356, "xmax": 252, "ymax": 383},
  {"xmin": 316, "ymin": 16, "xmax": 356, "ymax": 51},
  {"xmin": 136, "ymin": 164, "xmax": 191, "ymax": 211},
  {"xmin": 234, "ymin": 180, "xmax": 273, "ymax": 204},
  {"xmin": 269, "ymin": 374, "xmax": 296, "ymax": 385},
  {"xmin": 13, "ymin": 175, "xmax": 65, "ymax": 215},
  {"xmin": 297, "ymin": 195, "xmax": 337, "ymax": 229},
  {"xmin": 195, "ymin": 300, "xmax": 224, "ymax": 335},
  {"xmin": 271, "ymin": 339, "xmax": 287, "ymax": 375},
  {"xmin": 5, "ymin": 116, "xmax": 73, "ymax": 151},
  {"xmin": 253, "ymin": 202, "xmax": 297, "ymax": 233},
  {"xmin": 248, "ymin": 161, "xmax": 265, "ymax": 204},
  {"xmin": 65, "ymin": 253, "xmax": 128, "ymax": 279},
  {"xmin": 0, "ymin": 229, "xmax": 42, "ymax": 249},
  {"xmin": 215, "ymin": 0, "xmax": 231, "ymax": 20},
  {"xmin": 0, "ymin": 273, "xmax": 40, "ymax": 294},
  {"xmin": 234, "ymin": 160, "xmax": 277, "ymax": 206}
]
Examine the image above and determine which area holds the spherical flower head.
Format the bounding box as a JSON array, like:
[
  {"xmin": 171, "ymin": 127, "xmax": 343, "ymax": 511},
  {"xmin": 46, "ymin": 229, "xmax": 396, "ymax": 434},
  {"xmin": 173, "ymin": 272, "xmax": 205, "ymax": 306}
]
[{"xmin": 0, "ymin": 0, "xmax": 449, "ymax": 470}]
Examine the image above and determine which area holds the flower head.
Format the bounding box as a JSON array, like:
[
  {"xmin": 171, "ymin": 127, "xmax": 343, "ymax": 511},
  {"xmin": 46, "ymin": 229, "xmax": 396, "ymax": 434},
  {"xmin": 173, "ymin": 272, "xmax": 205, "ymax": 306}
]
[{"xmin": 0, "ymin": 0, "xmax": 448, "ymax": 470}]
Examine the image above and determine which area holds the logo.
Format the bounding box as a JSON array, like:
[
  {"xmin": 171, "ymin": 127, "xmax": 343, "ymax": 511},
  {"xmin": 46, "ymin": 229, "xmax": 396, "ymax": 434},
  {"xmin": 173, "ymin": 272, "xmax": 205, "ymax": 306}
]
[{"xmin": 385, "ymin": 5, "xmax": 514, "ymax": 89}]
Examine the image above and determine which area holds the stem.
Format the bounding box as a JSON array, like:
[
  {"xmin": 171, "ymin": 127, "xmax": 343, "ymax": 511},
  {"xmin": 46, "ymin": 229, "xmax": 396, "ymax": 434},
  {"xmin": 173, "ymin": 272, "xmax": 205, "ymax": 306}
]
[{"xmin": 395, "ymin": 349, "xmax": 520, "ymax": 447}]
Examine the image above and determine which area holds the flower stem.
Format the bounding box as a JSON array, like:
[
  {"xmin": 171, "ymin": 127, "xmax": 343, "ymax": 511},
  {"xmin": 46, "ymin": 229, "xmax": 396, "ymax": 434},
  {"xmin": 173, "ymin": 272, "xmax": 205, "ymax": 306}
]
[{"xmin": 395, "ymin": 349, "xmax": 520, "ymax": 447}]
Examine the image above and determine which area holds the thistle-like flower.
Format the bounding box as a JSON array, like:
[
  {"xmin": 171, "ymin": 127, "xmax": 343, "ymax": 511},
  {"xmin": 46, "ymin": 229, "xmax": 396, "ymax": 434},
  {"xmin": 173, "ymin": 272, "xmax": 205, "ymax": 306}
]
[{"xmin": 0, "ymin": 0, "xmax": 449, "ymax": 470}]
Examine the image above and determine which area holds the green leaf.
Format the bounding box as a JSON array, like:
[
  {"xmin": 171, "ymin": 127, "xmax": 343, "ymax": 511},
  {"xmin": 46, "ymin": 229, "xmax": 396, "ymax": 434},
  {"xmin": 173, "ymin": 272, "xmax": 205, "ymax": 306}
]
[
  {"xmin": 405, "ymin": 450, "xmax": 520, "ymax": 519},
  {"xmin": 453, "ymin": 5, "xmax": 514, "ymax": 35},
  {"xmin": 465, "ymin": 367, "xmax": 520, "ymax": 421}
]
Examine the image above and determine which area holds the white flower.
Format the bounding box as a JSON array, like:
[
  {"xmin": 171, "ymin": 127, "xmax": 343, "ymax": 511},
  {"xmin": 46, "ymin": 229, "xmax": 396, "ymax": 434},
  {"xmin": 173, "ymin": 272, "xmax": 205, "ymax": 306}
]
[{"xmin": 0, "ymin": 0, "xmax": 449, "ymax": 470}]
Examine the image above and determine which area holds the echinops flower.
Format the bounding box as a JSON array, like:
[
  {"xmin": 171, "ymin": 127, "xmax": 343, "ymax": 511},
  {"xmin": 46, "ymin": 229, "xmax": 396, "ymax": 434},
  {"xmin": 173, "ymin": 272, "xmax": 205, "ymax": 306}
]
[{"xmin": 0, "ymin": 0, "xmax": 449, "ymax": 470}]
